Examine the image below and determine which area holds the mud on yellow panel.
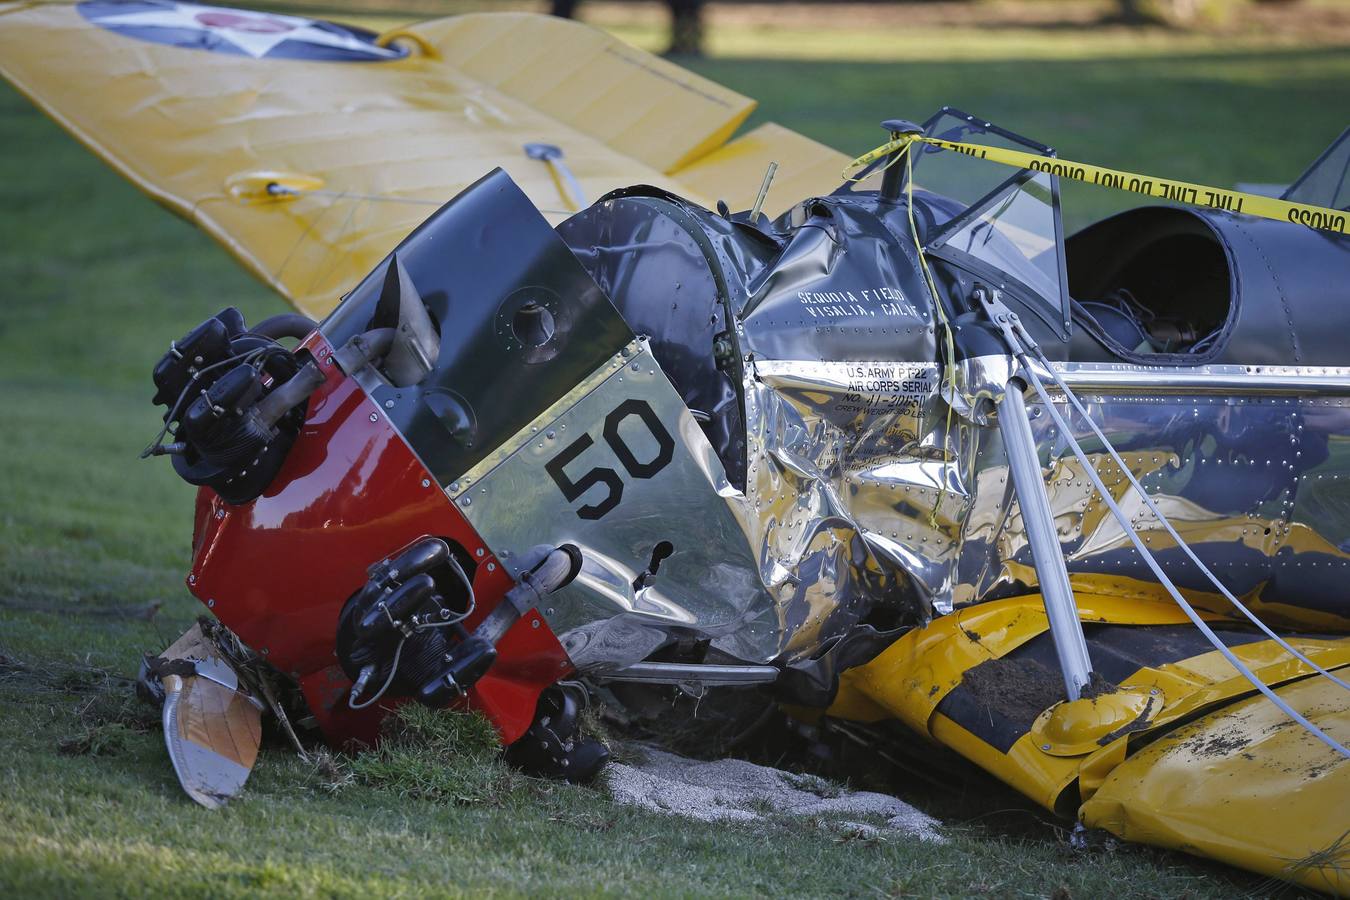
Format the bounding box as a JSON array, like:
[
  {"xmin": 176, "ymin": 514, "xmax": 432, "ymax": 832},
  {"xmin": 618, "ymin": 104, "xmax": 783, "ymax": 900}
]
[{"xmin": 1082, "ymin": 675, "xmax": 1349, "ymax": 895}]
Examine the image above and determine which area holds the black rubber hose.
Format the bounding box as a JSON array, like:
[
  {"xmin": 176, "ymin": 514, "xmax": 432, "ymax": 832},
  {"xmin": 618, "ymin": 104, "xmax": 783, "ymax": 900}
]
[{"xmin": 251, "ymin": 313, "xmax": 318, "ymax": 341}]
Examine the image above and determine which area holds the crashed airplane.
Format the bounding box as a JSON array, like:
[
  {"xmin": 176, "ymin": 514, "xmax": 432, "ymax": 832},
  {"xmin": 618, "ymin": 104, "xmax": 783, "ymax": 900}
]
[{"xmin": 1, "ymin": 1, "xmax": 1347, "ymax": 891}]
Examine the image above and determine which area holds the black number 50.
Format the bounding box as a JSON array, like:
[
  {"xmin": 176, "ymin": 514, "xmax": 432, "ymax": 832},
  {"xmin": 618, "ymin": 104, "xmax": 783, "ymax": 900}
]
[{"xmin": 544, "ymin": 398, "xmax": 676, "ymax": 520}]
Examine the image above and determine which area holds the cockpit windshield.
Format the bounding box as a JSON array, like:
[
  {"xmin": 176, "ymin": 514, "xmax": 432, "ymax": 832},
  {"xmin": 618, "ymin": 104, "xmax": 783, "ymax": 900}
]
[
  {"xmin": 1284, "ymin": 127, "xmax": 1350, "ymax": 211},
  {"xmin": 910, "ymin": 108, "xmax": 1071, "ymax": 338},
  {"xmin": 929, "ymin": 170, "xmax": 1064, "ymax": 313},
  {"xmin": 911, "ymin": 110, "xmax": 1053, "ymax": 222},
  {"xmin": 832, "ymin": 108, "xmax": 1070, "ymax": 334}
]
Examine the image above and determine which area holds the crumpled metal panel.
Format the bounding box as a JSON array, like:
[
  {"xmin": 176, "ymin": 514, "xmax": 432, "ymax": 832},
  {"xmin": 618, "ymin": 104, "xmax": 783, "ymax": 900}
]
[
  {"xmin": 451, "ymin": 339, "xmax": 881, "ymax": 668},
  {"xmin": 731, "ymin": 199, "xmax": 957, "ymax": 626},
  {"xmin": 744, "ymin": 359, "xmax": 954, "ymax": 620}
]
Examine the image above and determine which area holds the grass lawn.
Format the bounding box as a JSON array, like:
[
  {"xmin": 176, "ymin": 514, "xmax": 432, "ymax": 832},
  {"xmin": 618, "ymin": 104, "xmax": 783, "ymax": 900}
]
[{"xmin": 1, "ymin": 4, "xmax": 1347, "ymax": 896}]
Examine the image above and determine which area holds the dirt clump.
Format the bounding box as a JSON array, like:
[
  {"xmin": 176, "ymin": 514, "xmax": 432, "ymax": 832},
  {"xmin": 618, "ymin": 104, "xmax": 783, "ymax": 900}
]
[
  {"xmin": 959, "ymin": 656, "xmax": 1064, "ymax": 723},
  {"xmin": 1078, "ymin": 672, "xmax": 1118, "ymax": 700}
]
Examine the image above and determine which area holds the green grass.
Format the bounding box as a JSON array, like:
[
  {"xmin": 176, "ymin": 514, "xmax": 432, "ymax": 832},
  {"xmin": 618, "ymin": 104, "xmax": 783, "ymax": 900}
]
[{"xmin": 2, "ymin": 7, "xmax": 1348, "ymax": 897}]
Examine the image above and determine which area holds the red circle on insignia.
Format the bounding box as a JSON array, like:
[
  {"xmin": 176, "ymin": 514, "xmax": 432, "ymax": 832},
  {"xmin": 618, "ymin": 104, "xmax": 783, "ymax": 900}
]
[{"xmin": 194, "ymin": 11, "xmax": 293, "ymax": 33}]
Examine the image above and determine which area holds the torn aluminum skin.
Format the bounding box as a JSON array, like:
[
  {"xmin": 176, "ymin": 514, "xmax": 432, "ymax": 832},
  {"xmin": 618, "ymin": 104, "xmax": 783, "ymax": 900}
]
[{"xmin": 451, "ymin": 338, "xmax": 885, "ymax": 669}]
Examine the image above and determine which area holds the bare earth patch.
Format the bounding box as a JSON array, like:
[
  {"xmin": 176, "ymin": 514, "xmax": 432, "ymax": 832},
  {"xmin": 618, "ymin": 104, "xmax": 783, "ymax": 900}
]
[{"xmin": 605, "ymin": 746, "xmax": 944, "ymax": 841}]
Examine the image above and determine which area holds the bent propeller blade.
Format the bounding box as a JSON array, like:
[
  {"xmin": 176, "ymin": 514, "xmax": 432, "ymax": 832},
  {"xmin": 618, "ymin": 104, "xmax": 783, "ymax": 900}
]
[
  {"xmin": 154, "ymin": 625, "xmax": 262, "ymax": 809},
  {"xmin": 161, "ymin": 673, "xmax": 261, "ymax": 809}
]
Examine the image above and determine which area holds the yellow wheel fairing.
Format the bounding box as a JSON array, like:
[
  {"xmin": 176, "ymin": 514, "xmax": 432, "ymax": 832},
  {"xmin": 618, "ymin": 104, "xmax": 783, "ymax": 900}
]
[{"xmin": 1030, "ymin": 687, "xmax": 1166, "ymax": 758}]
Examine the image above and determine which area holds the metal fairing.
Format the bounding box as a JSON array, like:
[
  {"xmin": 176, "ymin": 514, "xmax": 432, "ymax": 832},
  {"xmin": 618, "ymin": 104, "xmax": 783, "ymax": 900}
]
[
  {"xmin": 452, "ymin": 339, "xmax": 805, "ymax": 667},
  {"xmin": 1182, "ymin": 209, "xmax": 1350, "ymax": 366},
  {"xmin": 1065, "ymin": 205, "xmax": 1350, "ymax": 367},
  {"xmin": 187, "ymin": 331, "xmax": 570, "ymax": 746},
  {"xmin": 321, "ymin": 169, "xmax": 635, "ymax": 489}
]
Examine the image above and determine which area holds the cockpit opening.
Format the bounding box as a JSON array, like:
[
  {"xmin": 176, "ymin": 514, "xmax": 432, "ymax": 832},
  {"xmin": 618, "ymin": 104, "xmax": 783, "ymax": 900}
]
[{"xmin": 1065, "ymin": 207, "xmax": 1232, "ymax": 359}]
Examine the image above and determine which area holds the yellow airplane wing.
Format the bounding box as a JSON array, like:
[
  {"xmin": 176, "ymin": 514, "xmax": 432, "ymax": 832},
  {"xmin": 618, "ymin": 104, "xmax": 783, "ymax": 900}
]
[{"xmin": 0, "ymin": 2, "xmax": 847, "ymax": 318}]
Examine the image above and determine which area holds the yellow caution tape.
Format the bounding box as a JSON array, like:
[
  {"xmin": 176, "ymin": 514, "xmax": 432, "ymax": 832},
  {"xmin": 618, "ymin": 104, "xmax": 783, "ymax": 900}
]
[{"xmin": 845, "ymin": 135, "xmax": 1350, "ymax": 236}]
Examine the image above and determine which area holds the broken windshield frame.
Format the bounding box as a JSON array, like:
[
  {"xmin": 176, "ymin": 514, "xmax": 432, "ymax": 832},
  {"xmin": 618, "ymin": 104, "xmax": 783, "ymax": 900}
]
[
  {"xmin": 834, "ymin": 107, "xmax": 1072, "ymax": 339},
  {"xmin": 916, "ymin": 108, "xmax": 1072, "ymax": 340}
]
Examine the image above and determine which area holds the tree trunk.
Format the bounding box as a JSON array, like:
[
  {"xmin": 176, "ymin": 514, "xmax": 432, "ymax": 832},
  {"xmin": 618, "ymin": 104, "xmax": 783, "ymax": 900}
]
[
  {"xmin": 666, "ymin": 0, "xmax": 705, "ymax": 57},
  {"xmin": 550, "ymin": 0, "xmax": 580, "ymax": 19}
]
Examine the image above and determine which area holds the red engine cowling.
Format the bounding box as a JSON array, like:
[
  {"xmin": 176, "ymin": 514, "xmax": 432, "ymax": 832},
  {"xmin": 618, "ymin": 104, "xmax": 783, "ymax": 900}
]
[{"xmin": 186, "ymin": 330, "xmax": 572, "ymax": 748}]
